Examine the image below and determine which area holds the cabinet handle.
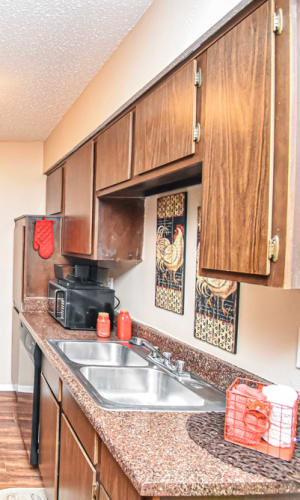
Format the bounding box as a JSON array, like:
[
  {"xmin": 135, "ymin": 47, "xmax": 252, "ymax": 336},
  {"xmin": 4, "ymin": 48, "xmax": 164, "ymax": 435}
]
[
  {"xmin": 193, "ymin": 123, "xmax": 201, "ymax": 143},
  {"xmin": 92, "ymin": 481, "xmax": 100, "ymax": 500}
]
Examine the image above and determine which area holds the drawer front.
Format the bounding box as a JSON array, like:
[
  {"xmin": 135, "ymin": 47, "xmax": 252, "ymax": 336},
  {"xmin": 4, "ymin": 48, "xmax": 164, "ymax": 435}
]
[
  {"xmin": 62, "ymin": 383, "xmax": 98, "ymax": 464},
  {"xmin": 41, "ymin": 355, "xmax": 61, "ymax": 401}
]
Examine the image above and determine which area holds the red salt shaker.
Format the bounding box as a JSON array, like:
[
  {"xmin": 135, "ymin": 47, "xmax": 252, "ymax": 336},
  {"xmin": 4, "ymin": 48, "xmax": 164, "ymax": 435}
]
[
  {"xmin": 97, "ymin": 312, "xmax": 110, "ymax": 338},
  {"xmin": 117, "ymin": 310, "xmax": 132, "ymax": 340}
]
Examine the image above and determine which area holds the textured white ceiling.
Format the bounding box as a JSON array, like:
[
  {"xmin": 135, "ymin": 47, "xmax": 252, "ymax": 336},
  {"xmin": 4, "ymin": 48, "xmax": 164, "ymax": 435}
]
[{"xmin": 0, "ymin": 0, "xmax": 152, "ymax": 141}]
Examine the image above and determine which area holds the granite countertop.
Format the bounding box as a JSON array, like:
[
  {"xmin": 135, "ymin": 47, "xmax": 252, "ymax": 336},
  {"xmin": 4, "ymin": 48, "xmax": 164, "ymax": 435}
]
[{"xmin": 20, "ymin": 312, "xmax": 300, "ymax": 498}]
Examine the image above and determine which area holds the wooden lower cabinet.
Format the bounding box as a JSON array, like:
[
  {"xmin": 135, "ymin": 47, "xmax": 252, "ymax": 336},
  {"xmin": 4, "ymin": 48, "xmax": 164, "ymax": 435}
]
[
  {"xmin": 41, "ymin": 375, "xmax": 300, "ymax": 500},
  {"xmin": 62, "ymin": 384, "xmax": 98, "ymax": 464},
  {"xmin": 11, "ymin": 307, "xmax": 20, "ymax": 386},
  {"xmin": 59, "ymin": 413, "xmax": 98, "ymax": 500},
  {"xmin": 99, "ymin": 443, "xmax": 141, "ymax": 500},
  {"xmin": 99, "ymin": 484, "xmax": 110, "ymax": 500},
  {"xmin": 39, "ymin": 374, "xmax": 60, "ymax": 500}
]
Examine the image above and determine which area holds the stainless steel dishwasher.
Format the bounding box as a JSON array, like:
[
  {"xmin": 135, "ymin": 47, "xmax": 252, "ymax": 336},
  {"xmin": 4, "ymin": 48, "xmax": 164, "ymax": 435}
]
[{"xmin": 16, "ymin": 322, "xmax": 41, "ymax": 466}]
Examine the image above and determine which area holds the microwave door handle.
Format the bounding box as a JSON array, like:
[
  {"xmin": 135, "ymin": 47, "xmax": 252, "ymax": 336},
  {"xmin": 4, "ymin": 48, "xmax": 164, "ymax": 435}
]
[{"xmin": 54, "ymin": 289, "xmax": 64, "ymax": 318}]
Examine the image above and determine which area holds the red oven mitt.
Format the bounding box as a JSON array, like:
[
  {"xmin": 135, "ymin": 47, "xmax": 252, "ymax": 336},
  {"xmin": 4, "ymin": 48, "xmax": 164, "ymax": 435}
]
[{"xmin": 33, "ymin": 217, "xmax": 54, "ymax": 259}]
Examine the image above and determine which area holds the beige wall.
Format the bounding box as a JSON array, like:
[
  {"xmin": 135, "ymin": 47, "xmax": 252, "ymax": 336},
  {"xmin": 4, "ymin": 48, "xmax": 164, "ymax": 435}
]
[
  {"xmin": 114, "ymin": 185, "xmax": 300, "ymax": 390},
  {"xmin": 44, "ymin": 0, "xmax": 241, "ymax": 171},
  {"xmin": 0, "ymin": 142, "xmax": 45, "ymax": 386},
  {"xmin": 41, "ymin": 0, "xmax": 300, "ymax": 389}
]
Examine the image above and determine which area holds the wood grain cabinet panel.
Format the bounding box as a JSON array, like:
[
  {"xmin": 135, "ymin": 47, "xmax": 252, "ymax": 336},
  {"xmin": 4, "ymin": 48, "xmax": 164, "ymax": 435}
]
[
  {"xmin": 96, "ymin": 113, "xmax": 133, "ymax": 190},
  {"xmin": 11, "ymin": 307, "xmax": 20, "ymax": 387},
  {"xmin": 13, "ymin": 218, "xmax": 25, "ymax": 311},
  {"xmin": 99, "ymin": 485, "xmax": 111, "ymax": 500},
  {"xmin": 41, "ymin": 355, "xmax": 61, "ymax": 402},
  {"xmin": 59, "ymin": 414, "xmax": 97, "ymax": 500},
  {"xmin": 39, "ymin": 375, "xmax": 60, "ymax": 500},
  {"xmin": 46, "ymin": 167, "xmax": 63, "ymax": 215},
  {"xmin": 200, "ymin": 1, "xmax": 274, "ymax": 276},
  {"xmin": 100, "ymin": 443, "xmax": 141, "ymax": 500},
  {"xmin": 62, "ymin": 141, "xmax": 94, "ymax": 256},
  {"xmin": 134, "ymin": 59, "xmax": 198, "ymax": 175},
  {"xmin": 62, "ymin": 383, "xmax": 98, "ymax": 464}
]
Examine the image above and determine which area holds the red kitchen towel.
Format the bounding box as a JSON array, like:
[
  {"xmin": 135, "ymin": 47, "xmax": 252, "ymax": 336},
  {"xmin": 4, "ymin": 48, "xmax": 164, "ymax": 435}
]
[{"xmin": 33, "ymin": 217, "xmax": 54, "ymax": 259}]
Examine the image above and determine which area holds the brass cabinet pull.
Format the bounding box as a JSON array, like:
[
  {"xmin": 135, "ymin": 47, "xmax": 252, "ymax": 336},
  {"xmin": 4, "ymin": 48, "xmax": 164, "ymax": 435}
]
[{"xmin": 92, "ymin": 481, "xmax": 100, "ymax": 500}]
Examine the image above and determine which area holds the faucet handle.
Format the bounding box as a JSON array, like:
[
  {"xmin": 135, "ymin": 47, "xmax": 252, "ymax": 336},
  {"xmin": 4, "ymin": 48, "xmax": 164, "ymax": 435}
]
[
  {"xmin": 151, "ymin": 346, "xmax": 161, "ymax": 359},
  {"xmin": 176, "ymin": 360, "xmax": 185, "ymax": 373},
  {"xmin": 163, "ymin": 352, "xmax": 173, "ymax": 368},
  {"xmin": 130, "ymin": 337, "xmax": 143, "ymax": 346}
]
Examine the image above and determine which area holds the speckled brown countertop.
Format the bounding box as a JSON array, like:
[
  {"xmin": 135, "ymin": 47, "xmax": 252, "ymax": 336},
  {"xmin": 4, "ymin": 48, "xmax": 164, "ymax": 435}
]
[{"xmin": 20, "ymin": 312, "xmax": 300, "ymax": 498}]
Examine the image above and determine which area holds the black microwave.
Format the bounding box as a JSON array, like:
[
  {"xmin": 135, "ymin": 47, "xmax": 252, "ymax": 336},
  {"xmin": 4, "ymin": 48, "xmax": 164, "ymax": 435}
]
[{"xmin": 48, "ymin": 279, "xmax": 115, "ymax": 330}]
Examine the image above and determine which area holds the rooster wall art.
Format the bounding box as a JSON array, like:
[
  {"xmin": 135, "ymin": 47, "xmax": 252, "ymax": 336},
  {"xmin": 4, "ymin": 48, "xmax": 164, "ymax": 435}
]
[
  {"xmin": 194, "ymin": 207, "xmax": 240, "ymax": 353},
  {"xmin": 155, "ymin": 192, "xmax": 187, "ymax": 315}
]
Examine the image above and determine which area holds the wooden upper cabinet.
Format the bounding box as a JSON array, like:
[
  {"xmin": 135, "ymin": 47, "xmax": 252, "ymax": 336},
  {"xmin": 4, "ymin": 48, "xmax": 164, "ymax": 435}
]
[
  {"xmin": 200, "ymin": 1, "xmax": 274, "ymax": 276},
  {"xmin": 46, "ymin": 167, "xmax": 63, "ymax": 215},
  {"xmin": 62, "ymin": 141, "xmax": 94, "ymax": 256},
  {"xmin": 96, "ymin": 113, "xmax": 133, "ymax": 190},
  {"xmin": 134, "ymin": 59, "xmax": 198, "ymax": 175}
]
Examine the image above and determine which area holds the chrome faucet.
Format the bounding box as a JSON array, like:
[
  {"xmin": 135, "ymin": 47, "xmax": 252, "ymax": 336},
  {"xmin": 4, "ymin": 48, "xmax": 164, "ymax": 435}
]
[
  {"xmin": 162, "ymin": 352, "xmax": 176, "ymax": 371},
  {"xmin": 130, "ymin": 337, "xmax": 160, "ymax": 354},
  {"xmin": 130, "ymin": 337, "xmax": 190, "ymax": 378}
]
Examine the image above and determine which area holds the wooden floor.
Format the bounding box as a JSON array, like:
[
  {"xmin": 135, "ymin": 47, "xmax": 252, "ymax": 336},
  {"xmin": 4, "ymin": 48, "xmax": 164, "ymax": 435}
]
[{"xmin": 0, "ymin": 392, "xmax": 43, "ymax": 489}]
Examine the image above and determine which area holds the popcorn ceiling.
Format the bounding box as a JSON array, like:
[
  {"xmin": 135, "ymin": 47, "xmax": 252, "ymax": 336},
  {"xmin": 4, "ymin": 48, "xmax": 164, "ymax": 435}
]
[{"xmin": 0, "ymin": 0, "xmax": 152, "ymax": 141}]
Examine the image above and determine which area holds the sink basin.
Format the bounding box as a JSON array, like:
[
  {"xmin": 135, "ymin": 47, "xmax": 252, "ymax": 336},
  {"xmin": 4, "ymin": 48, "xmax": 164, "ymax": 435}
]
[
  {"xmin": 48, "ymin": 338, "xmax": 226, "ymax": 412},
  {"xmin": 53, "ymin": 340, "xmax": 148, "ymax": 367},
  {"xmin": 79, "ymin": 366, "xmax": 226, "ymax": 412}
]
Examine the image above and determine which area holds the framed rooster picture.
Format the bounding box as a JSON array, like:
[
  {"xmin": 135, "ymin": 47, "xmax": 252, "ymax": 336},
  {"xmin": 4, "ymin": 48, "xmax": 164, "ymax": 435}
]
[
  {"xmin": 194, "ymin": 208, "xmax": 240, "ymax": 353},
  {"xmin": 155, "ymin": 192, "xmax": 187, "ymax": 315}
]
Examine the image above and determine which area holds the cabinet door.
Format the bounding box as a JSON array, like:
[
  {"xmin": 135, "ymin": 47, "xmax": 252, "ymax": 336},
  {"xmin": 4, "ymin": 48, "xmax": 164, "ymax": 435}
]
[
  {"xmin": 96, "ymin": 113, "xmax": 133, "ymax": 190},
  {"xmin": 200, "ymin": 1, "xmax": 274, "ymax": 276},
  {"xmin": 46, "ymin": 167, "xmax": 63, "ymax": 215},
  {"xmin": 99, "ymin": 485, "xmax": 110, "ymax": 500},
  {"xmin": 100, "ymin": 443, "xmax": 141, "ymax": 500},
  {"xmin": 39, "ymin": 375, "xmax": 60, "ymax": 500},
  {"xmin": 11, "ymin": 307, "xmax": 20, "ymax": 387},
  {"xmin": 59, "ymin": 414, "xmax": 97, "ymax": 500},
  {"xmin": 134, "ymin": 59, "xmax": 198, "ymax": 175},
  {"xmin": 13, "ymin": 218, "xmax": 25, "ymax": 311},
  {"xmin": 62, "ymin": 141, "xmax": 94, "ymax": 256}
]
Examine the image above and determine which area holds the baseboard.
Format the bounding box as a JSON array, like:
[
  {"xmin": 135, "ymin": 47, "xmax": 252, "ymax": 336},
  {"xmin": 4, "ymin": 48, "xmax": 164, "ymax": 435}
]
[
  {"xmin": 0, "ymin": 384, "xmax": 16, "ymax": 391},
  {"xmin": 0, "ymin": 384, "xmax": 33, "ymax": 392}
]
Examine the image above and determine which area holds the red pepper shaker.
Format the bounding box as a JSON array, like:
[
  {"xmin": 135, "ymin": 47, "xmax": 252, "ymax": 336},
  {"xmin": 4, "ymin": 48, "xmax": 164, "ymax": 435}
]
[
  {"xmin": 117, "ymin": 310, "xmax": 132, "ymax": 340},
  {"xmin": 97, "ymin": 312, "xmax": 110, "ymax": 338}
]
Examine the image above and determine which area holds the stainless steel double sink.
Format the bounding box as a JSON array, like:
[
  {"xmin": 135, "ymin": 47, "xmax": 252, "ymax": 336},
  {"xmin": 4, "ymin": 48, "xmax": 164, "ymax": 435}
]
[{"xmin": 48, "ymin": 339, "xmax": 226, "ymax": 412}]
